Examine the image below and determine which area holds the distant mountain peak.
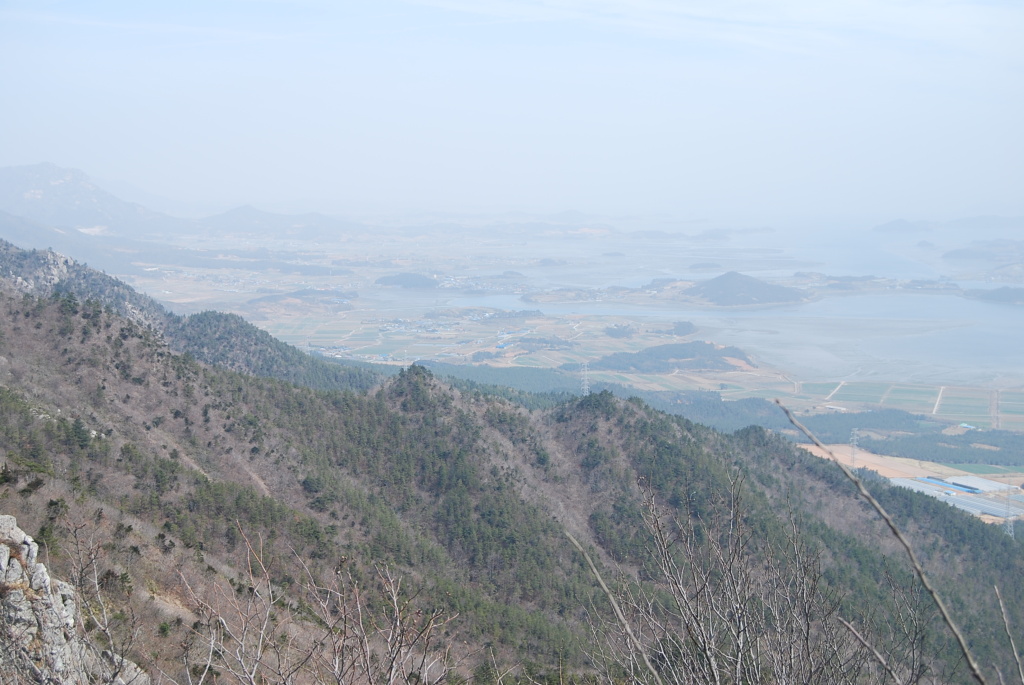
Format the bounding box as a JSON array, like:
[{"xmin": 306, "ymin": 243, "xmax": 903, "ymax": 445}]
[
  {"xmin": 202, "ymin": 204, "xmax": 357, "ymax": 238},
  {"xmin": 0, "ymin": 162, "xmax": 190, "ymax": 239}
]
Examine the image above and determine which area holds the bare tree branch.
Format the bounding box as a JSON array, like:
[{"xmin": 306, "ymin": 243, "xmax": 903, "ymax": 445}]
[
  {"xmin": 776, "ymin": 399, "xmax": 988, "ymax": 685},
  {"xmin": 995, "ymin": 586, "xmax": 1024, "ymax": 685},
  {"xmin": 564, "ymin": 530, "xmax": 665, "ymax": 685}
]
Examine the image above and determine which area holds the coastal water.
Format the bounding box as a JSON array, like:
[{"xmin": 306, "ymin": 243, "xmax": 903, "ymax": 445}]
[
  {"xmin": 446, "ymin": 290, "xmax": 1020, "ymax": 385},
  {"xmin": 378, "ymin": 227, "xmax": 1023, "ymax": 386}
]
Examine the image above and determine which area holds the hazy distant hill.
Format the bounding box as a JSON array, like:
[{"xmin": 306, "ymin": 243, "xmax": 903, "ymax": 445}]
[
  {"xmin": 200, "ymin": 204, "xmax": 362, "ymax": 240},
  {"xmin": 943, "ymin": 239, "xmax": 1024, "ymax": 265},
  {"xmin": 686, "ymin": 271, "xmax": 805, "ymax": 305},
  {"xmin": 0, "ymin": 209, "xmax": 252, "ymax": 277},
  {"xmin": 375, "ymin": 272, "xmax": 438, "ymax": 288},
  {"xmin": 875, "ymin": 216, "xmax": 1024, "ymax": 237},
  {"xmin": 585, "ymin": 341, "xmax": 753, "ymax": 372},
  {"xmin": 0, "ymin": 162, "xmax": 197, "ymax": 239},
  {"xmin": 963, "ymin": 286, "xmax": 1024, "ymax": 305},
  {"xmin": 0, "ymin": 209, "xmax": 183, "ymax": 276},
  {"xmin": 0, "ymin": 209, "xmax": 91, "ymax": 255}
]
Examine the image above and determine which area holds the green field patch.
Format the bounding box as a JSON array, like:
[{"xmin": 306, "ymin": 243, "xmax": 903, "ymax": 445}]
[
  {"xmin": 881, "ymin": 392, "xmax": 937, "ymax": 411},
  {"xmin": 729, "ymin": 388, "xmax": 789, "ymax": 400},
  {"xmin": 1000, "ymin": 391, "xmax": 1024, "ymax": 404},
  {"xmin": 937, "ymin": 405, "xmax": 990, "ymax": 415},
  {"xmin": 802, "ymin": 382, "xmax": 841, "ymax": 396},
  {"xmin": 942, "ymin": 402, "xmax": 993, "ymax": 412},
  {"xmin": 937, "ymin": 392, "xmax": 990, "ymax": 406},
  {"xmin": 847, "ymin": 382, "xmax": 893, "ymax": 394},
  {"xmin": 589, "ymin": 372, "xmax": 629, "ymax": 386},
  {"xmin": 831, "ymin": 392, "xmax": 886, "ymax": 403},
  {"xmin": 631, "ymin": 374, "xmax": 689, "ymax": 391},
  {"xmin": 829, "ymin": 383, "xmax": 890, "ymax": 402},
  {"xmin": 883, "ymin": 401, "xmax": 937, "ymax": 414},
  {"xmin": 511, "ymin": 357, "xmax": 546, "ymax": 368},
  {"xmin": 938, "ymin": 403, "xmax": 990, "ymax": 415},
  {"xmin": 936, "ymin": 416, "xmax": 992, "ymax": 429},
  {"xmin": 884, "ymin": 385, "xmax": 938, "ymax": 401},
  {"xmin": 999, "ymin": 404, "xmax": 1024, "ymax": 416},
  {"xmin": 1000, "ymin": 417, "xmax": 1024, "ymax": 430},
  {"xmin": 944, "ymin": 387, "xmax": 991, "ymax": 396},
  {"xmin": 949, "ymin": 463, "xmax": 1015, "ymax": 475},
  {"xmin": 941, "ymin": 390, "xmax": 991, "ymax": 403},
  {"xmin": 354, "ymin": 344, "xmax": 396, "ymax": 353}
]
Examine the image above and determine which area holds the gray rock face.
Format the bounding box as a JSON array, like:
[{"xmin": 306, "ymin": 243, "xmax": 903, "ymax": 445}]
[{"xmin": 0, "ymin": 514, "xmax": 149, "ymax": 684}]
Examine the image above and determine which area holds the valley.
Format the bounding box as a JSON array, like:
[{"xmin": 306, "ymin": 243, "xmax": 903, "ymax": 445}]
[
  {"xmin": 119, "ymin": 225, "xmax": 1024, "ymax": 429},
  {"xmin": 1, "ymin": 165, "xmax": 1023, "ymax": 681},
  {"xmin": 3, "ymin": 0, "xmax": 1022, "ymax": 679}
]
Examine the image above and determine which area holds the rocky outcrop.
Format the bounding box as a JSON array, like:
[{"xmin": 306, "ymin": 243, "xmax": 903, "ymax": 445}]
[
  {"xmin": 0, "ymin": 514, "xmax": 149, "ymax": 684},
  {"xmin": 0, "ymin": 239, "xmax": 172, "ymax": 332}
]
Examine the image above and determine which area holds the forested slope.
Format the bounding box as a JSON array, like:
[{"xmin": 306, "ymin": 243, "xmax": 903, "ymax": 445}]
[
  {"xmin": 0, "ymin": 238, "xmax": 383, "ymax": 393},
  {"xmin": 0, "ymin": 281, "xmax": 1021, "ymax": 681}
]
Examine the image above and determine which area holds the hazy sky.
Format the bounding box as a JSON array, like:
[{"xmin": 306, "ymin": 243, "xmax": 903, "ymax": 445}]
[{"xmin": 1, "ymin": 0, "xmax": 1021, "ymax": 225}]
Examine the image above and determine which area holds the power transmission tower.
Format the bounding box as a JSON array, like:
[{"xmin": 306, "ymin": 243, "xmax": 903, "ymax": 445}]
[
  {"xmin": 1007, "ymin": 488, "xmax": 1016, "ymax": 539},
  {"xmin": 850, "ymin": 428, "xmax": 858, "ymax": 469},
  {"xmin": 580, "ymin": 361, "xmax": 590, "ymax": 396}
]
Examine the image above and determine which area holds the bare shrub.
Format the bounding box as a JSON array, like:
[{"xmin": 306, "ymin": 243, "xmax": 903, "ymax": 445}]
[
  {"xmin": 171, "ymin": 527, "xmax": 458, "ymax": 685},
  {"xmin": 576, "ymin": 481, "xmax": 895, "ymax": 684}
]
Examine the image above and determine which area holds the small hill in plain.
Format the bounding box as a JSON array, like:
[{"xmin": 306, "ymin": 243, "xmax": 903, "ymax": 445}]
[{"xmin": 686, "ymin": 271, "xmax": 805, "ymax": 305}]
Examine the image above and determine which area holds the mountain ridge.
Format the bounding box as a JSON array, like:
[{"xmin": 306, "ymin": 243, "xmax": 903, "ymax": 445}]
[
  {"xmin": 0, "ymin": 266, "xmax": 1020, "ymax": 679},
  {"xmin": 0, "ymin": 170, "xmax": 1022, "ymax": 679}
]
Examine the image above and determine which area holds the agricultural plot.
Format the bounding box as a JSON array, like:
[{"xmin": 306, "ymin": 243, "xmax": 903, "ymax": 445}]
[
  {"xmin": 718, "ymin": 387, "xmax": 787, "ymax": 400},
  {"xmin": 953, "ymin": 418, "xmax": 995, "ymax": 429},
  {"xmin": 634, "ymin": 374, "xmax": 699, "ymax": 392},
  {"xmin": 253, "ymin": 302, "xmax": 1024, "ymax": 432},
  {"xmin": 346, "ymin": 333, "xmax": 383, "ymax": 345},
  {"xmin": 999, "ymin": 391, "xmax": 1024, "ymax": 416},
  {"xmin": 590, "ymin": 372, "xmax": 637, "ymax": 387},
  {"xmin": 880, "ymin": 385, "xmax": 938, "ymax": 413},
  {"xmin": 830, "ymin": 382, "xmax": 891, "ymax": 403},
  {"xmin": 950, "ymin": 464, "xmax": 1021, "ymax": 476},
  {"xmin": 1001, "ymin": 390, "xmax": 1024, "ymax": 404},
  {"xmin": 802, "ymin": 382, "xmax": 841, "ymax": 396},
  {"xmin": 1000, "ymin": 416, "xmax": 1024, "ymax": 431},
  {"xmin": 509, "ymin": 356, "xmax": 547, "ymax": 368},
  {"xmin": 935, "ymin": 389, "xmax": 992, "ymax": 418}
]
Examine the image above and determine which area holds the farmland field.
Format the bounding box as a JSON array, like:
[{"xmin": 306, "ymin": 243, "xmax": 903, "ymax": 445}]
[
  {"xmin": 119, "ymin": 234, "xmax": 1024, "ymax": 433},
  {"xmin": 881, "ymin": 385, "xmax": 938, "ymax": 411},
  {"xmin": 937, "ymin": 390, "xmax": 992, "ymax": 418},
  {"xmin": 951, "ymin": 464, "xmax": 1020, "ymax": 476},
  {"xmin": 802, "ymin": 382, "xmax": 840, "ymax": 396},
  {"xmin": 830, "ymin": 383, "xmax": 891, "ymax": 403}
]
